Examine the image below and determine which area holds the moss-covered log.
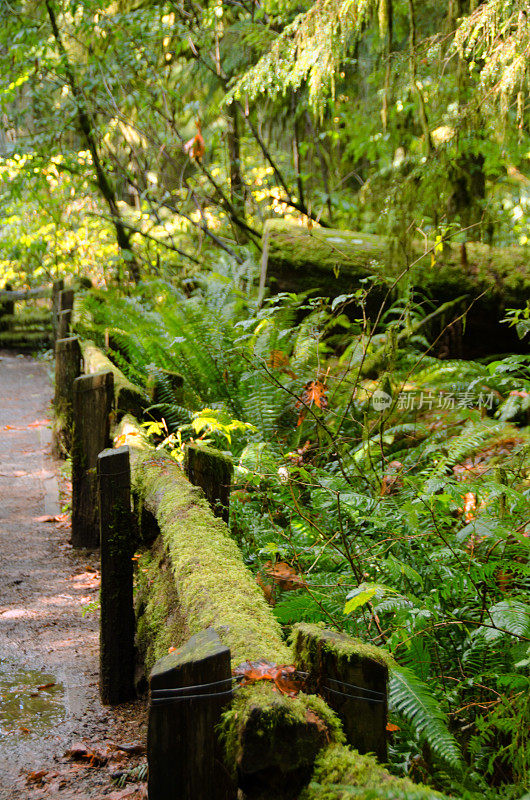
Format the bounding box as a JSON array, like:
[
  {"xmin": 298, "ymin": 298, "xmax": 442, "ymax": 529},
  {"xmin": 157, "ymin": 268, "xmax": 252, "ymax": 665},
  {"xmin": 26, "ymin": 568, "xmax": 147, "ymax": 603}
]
[
  {"xmin": 301, "ymin": 744, "xmax": 451, "ymax": 800},
  {"xmin": 261, "ymin": 220, "xmax": 530, "ymax": 356},
  {"xmin": 133, "ymin": 451, "xmax": 343, "ymax": 798},
  {"xmin": 81, "ymin": 340, "xmax": 148, "ymax": 418},
  {"xmin": 135, "ymin": 451, "xmax": 290, "ymax": 666},
  {"xmin": 124, "ymin": 437, "xmax": 459, "ymax": 799},
  {"xmin": 0, "ymin": 330, "xmax": 51, "ymax": 349}
]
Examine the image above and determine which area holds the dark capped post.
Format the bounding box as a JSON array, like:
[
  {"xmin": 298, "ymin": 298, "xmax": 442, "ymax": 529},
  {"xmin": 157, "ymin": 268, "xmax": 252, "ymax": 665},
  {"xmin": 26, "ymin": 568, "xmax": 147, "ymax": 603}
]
[
  {"xmin": 71, "ymin": 370, "xmax": 114, "ymax": 548},
  {"xmin": 98, "ymin": 446, "xmax": 136, "ymax": 704}
]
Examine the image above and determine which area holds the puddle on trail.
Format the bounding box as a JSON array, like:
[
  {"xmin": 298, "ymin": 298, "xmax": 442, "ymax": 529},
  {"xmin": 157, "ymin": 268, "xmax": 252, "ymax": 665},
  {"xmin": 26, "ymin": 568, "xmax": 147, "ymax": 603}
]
[{"xmin": 0, "ymin": 661, "xmax": 65, "ymax": 739}]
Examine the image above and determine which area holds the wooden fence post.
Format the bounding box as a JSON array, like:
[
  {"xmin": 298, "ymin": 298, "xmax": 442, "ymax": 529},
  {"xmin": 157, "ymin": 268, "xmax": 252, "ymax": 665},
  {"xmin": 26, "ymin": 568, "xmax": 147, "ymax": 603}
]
[
  {"xmin": 54, "ymin": 336, "xmax": 82, "ymax": 453},
  {"xmin": 57, "ymin": 309, "xmax": 72, "ymax": 340},
  {"xmin": 184, "ymin": 443, "xmax": 233, "ymax": 523},
  {"xmin": 59, "ymin": 287, "xmax": 75, "ymax": 313},
  {"xmin": 52, "ymin": 279, "xmax": 64, "ymax": 340},
  {"xmin": 72, "ymin": 371, "xmax": 114, "ymax": 548},
  {"xmin": 0, "ymin": 283, "xmax": 14, "ymax": 332},
  {"xmin": 148, "ymin": 628, "xmax": 234, "ymax": 800},
  {"xmin": 56, "ymin": 288, "xmax": 74, "ymax": 339},
  {"xmin": 292, "ymin": 625, "xmax": 388, "ymax": 762},
  {"xmin": 98, "ymin": 446, "xmax": 136, "ymax": 704}
]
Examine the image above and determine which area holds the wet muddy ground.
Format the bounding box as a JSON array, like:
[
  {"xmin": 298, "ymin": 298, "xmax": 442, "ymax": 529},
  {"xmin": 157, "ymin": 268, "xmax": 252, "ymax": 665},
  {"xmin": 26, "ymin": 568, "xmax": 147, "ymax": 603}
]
[{"xmin": 0, "ymin": 352, "xmax": 147, "ymax": 799}]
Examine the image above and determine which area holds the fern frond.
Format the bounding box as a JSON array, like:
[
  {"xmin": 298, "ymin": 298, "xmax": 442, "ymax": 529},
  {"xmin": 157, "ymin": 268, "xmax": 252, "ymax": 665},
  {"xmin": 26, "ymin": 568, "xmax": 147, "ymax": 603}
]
[{"xmin": 389, "ymin": 665, "xmax": 463, "ymax": 769}]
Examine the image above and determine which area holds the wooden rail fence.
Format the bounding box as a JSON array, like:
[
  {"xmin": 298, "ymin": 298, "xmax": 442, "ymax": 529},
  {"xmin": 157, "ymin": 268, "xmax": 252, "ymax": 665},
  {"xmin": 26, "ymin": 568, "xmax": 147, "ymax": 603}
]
[
  {"xmin": 51, "ymin": 334, "xmax": 455, "ymax": 800},
  {"xmin": 0, "ymin": 280, "xmax": 69, "ymax": 349}
]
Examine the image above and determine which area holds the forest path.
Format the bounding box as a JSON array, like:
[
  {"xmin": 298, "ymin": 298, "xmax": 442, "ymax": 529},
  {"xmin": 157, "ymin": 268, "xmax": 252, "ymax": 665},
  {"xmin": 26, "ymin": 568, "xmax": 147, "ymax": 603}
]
[{"xmin": 0, "ymin": 352, "xmax": 146, "ymax": 800}]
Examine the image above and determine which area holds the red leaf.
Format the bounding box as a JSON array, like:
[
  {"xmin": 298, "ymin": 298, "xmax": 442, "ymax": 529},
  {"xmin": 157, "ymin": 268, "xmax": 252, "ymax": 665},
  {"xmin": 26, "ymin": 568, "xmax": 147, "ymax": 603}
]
[{"xmin": 233, "ymin": 659, "xmax": 305, "ymax": 696}]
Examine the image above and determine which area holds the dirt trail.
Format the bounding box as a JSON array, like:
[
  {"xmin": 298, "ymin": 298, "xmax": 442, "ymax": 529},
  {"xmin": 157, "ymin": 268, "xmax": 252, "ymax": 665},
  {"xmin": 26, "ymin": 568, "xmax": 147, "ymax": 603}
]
[{"xmin": 0, "ymin": 352, "xmax": 146, "ymax": 800}]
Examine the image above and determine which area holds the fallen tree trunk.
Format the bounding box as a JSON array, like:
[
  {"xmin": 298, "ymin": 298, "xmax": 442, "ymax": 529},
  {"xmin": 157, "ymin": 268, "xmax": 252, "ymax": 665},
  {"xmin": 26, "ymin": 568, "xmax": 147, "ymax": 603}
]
[{"xmin": 260, "ymin": 220, "xmax": 530, "ymax": 357}]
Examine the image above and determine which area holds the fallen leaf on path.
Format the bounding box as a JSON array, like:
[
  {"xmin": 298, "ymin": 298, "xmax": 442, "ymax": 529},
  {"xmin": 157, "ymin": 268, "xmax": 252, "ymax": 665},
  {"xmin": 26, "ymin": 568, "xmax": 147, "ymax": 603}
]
[
  {"xmin": 27, "ymin": 419, "xmax": 51, "ymax": 428},
  {"xmin": 37, "ymin": 682, "xmax": 55, "ymax": 691},
  {"xmin": 65, "ymin": 743, "xmax": 108, "ymax": 766},
  {"xmin": 26, "ymin": 770, "xmax": 48, "ymax": 786},
  {"xmin": 107, "ymin": 787, "xmax": 146, "ymax": 799},
  {"xmin": 19, "ymin": 726, "xmax": 30, "ymax": 734},
  {"xmin": 34, "ymin": 515, "xmax": 61, "ymax": 523}
]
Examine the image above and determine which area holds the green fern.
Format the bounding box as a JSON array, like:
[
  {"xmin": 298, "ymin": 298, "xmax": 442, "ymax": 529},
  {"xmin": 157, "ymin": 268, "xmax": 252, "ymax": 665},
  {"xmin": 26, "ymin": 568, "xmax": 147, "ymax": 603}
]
[{"xmin": 389, "ymin": 665, "xmax": 463, "ymax": 770}]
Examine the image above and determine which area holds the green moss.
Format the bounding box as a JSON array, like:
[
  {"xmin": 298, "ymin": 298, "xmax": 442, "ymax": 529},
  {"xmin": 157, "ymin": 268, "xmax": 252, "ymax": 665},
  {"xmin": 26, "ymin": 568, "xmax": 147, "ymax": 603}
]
[
  {"xmin": 134, "ymin": 541, "xmax": 188, "ymax": 673},
  {"xmin": 0, "ymin": 330, "xmax": 50, "ymax": 346},
  {"xmin": 266, "ymin": 219, "xmax": 388, "ymax": 272},
  {"xmin": 1, "ymin": 310, "xmax": 52, "ymax": 326},
  {"xmin": 134, "ymin": 451, "xmax": 291, "ymax": 668},
  {"xmin": 292, "ymin": 623, "xmax": 396, "ymax": 670},
  {"xmin": 220, "ymin": 683, "xmax": 345, "ymax": 779},
  {"xmin": 184, "ymin": 442, "xmax": 233, "ymax": 473},
  {"xmin": 263, "ymin": 219, "xmax": 530, "ymax": 307},
  {"xmin": 81, "ymin": 340, "xmax": 148, "ymax": 417},
  {"xmin": 300, "ymin": 745, "xmax": 451, "ymax": 800}
]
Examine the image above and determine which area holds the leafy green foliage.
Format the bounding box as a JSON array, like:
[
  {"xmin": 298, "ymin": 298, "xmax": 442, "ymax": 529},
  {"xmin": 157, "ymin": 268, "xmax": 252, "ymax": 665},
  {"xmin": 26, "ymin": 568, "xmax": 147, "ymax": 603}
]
[{"xmin": 84, "ymin": 270, "xmax": 530, "ymax": 798}]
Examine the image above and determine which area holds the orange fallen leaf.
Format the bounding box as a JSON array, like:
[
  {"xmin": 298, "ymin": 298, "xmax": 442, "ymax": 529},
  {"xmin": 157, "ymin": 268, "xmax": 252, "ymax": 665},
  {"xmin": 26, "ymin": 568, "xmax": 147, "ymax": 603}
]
[
  {"xmin": 233, "ymin": 659, "xmax": 304, "ymax": 697},
  {"xmin": 26, "ymin": 770, "xmax": 48, "ymax": 786},
  {"xmin": 109, "ymin": 742, "xmax": 146, "ymax": 755},
  {"xmin": 184, "ymin": 120, "xmax": 205, "ymax": 161},
  {"xmin": 295, "ymin": 380, "xmax": 328, "ymax": 426},
  {"xmin": 37, "ymin": 682, "xmax": 56, "ymax": 691},
  {"xmin": 386, "ymin": 722, "xmax": 400, "ymax": 732},
  {"xmin": 264, "ymin": 560, "xmax": 306, "ymax": 591}
]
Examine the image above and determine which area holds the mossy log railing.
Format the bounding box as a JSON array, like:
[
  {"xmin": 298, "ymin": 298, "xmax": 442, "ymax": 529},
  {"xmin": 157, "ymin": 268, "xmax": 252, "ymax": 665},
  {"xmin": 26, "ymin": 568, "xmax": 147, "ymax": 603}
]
[
  {"xmin": 81, "ymin": 340, "xmax": 148, "ymax": 418},
  {"xmin": 53, "ymin": 336, "xmax": 459, "ymax": 798},
  {"xmin": 130, "ymin": 443, "xmax": 341, "ymax": 799},
  {"xmin": 115, "ymin": 416, "xmax": 456, "ymax": 800},
  {"xmin": 301, "ymin": 744, "xmax": 449, "ymax": 800},
  {"xmin": 0, "ymin": 283, "xmax": 55, "ymax": 349},
  {"xmin": 260, "ymin": 219, "xmax": 530, "ymax": 356}
]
